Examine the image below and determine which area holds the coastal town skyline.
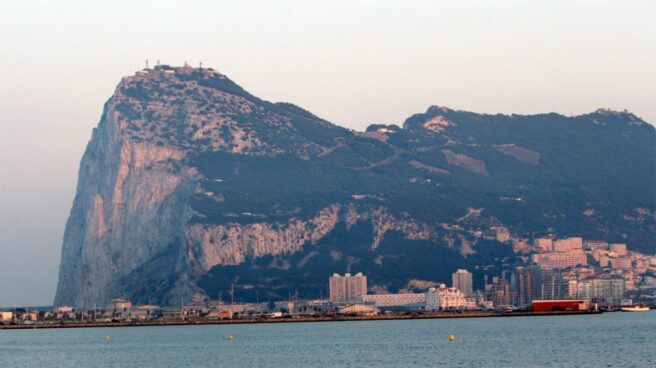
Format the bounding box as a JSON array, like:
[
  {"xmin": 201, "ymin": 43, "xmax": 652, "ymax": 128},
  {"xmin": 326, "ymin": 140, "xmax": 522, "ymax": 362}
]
[{"xmin": 3, "ymin": 231, "xmax": 652, "ymax": 312}]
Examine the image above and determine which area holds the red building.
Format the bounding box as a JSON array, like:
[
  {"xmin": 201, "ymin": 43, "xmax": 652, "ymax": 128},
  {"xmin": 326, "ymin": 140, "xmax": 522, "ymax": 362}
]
[{"xmin": 532, "ymin": 299, "xmax": 589, "ymax": 312}]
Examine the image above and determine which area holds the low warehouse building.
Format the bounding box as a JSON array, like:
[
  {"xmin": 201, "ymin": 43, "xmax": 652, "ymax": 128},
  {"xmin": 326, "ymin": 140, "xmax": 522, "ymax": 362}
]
[
  {"xmin": 532, "ymin": 299, "xmax": 589, "ymax": 312},
  {"xmin": 338, "ymin": 304, "xmax": 379, "ymax": 316}
]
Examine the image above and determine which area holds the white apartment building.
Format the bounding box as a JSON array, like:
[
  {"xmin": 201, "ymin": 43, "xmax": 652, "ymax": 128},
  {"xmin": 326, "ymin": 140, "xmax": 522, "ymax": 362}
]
[
  {"xmin": 107, "ymin": 299, "xmax": 132, "ymax": 312},
  {"xmin": 425, "ymin": 284, "xmax": 468, "ymax": 311},
  {"xmin": 329, "ymin": 273, "xmax": 367, "ymax": 302}
]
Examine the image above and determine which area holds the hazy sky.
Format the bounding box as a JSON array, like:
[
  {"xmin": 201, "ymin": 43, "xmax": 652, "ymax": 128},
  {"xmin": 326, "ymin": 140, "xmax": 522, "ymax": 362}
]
[{"xmin": 1, "ymin": 0, "xmax": 654, "ymax": 307}]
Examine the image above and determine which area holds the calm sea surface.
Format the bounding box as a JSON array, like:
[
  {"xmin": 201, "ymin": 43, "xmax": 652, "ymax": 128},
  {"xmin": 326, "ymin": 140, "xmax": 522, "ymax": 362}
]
[{"xmin": 1, "ymin": 311, "xmax": 654, "ymax": 367}]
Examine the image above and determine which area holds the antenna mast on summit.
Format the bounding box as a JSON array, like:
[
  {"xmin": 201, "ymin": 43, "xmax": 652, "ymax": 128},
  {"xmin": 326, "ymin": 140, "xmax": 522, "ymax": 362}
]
[
  {"xmin": 145, "ymin": 59, "xmax": 149, "ymax": 69},
  {"xmin": 199, "ymin": 61, "xmax": 203, "ymax": 69}
]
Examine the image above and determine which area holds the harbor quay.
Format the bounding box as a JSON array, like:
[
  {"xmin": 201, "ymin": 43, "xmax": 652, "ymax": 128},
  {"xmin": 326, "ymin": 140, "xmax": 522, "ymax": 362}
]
[{"xmin": 0, "ymin": 309, "xmax": 604, "ymax": 330}]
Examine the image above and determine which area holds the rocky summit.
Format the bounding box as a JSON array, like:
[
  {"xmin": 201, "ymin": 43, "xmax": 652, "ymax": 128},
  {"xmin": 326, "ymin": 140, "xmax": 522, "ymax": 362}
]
[{"xmin": 54, "ymin": 65, "xmax": 655, "ymax": 307}]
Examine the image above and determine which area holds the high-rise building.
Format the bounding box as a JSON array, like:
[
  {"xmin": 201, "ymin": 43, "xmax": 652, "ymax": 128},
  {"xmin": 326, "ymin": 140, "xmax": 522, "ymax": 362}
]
[
  {"xmin": 511, "ymin": 266, "xmax": 540, "ymax": 306},
  {"xmin": 536, "ymin": 269, "xmax": 568, "ymax": 300},
  {"xmin": 567, "ymin": 280, "xmax": 592, "ymax": 301},
  {"xmin": 576, "ymin": 281, "xmax": 592, "ymax": 301},
  {"xmin": 485, "ymin": 277, "xmax": 513, "ymax": 308},
  {"xmin": 591, "ymin": 277, "xmax": 625, "ymax": 305},
  {"xmin": 329, "ymin": 273, "xmax": 367, "ymax": 302},
  {"xmin": 452, "ymin": 269, "xmax": 474, "ymax": 296}
]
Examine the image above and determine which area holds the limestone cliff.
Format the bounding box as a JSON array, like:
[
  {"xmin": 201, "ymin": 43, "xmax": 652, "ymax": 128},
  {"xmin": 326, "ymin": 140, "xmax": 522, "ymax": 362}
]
[{"xmin": 54, "ymin": 96, "xmax": 192, "ymax": 307}]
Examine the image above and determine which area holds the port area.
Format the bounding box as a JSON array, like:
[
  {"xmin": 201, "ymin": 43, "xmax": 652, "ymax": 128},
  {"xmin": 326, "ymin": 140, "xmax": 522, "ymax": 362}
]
[{"xmin": 0, "ymin": 310, "xmax": 603, "ymax": 330}]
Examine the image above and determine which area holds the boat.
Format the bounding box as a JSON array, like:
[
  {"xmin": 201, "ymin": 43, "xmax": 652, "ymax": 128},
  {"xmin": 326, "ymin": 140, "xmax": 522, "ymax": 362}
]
[{"xmin": 620, "ymin": 305, "xmax": 650, "ymax": 312}]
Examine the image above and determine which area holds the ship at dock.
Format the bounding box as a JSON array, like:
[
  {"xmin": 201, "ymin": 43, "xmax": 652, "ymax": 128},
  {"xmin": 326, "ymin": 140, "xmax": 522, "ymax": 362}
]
[{"xmin": 620, "ymin": 305, "xmax": 650, "ymax": 312}]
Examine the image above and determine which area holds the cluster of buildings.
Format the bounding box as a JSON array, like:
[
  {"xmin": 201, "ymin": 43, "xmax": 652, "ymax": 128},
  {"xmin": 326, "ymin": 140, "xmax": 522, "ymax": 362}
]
[
  {"xmin": 0, "ymin": 299, "xmax": 162, "ymax": 324},
  {"xmin": 520, "ymin": 237, "xmax": 656, "ymax": 305},
  {"xmin": 327, "ymin": 271, "xmax": 479, "ymax": 312},
  {"xmin": 2, "ymin": 271, "xmax": 483, "ymax": 324},
  {"xmin": 468, "ymin": 235, "xmax": 656, "ymax": 309},
  {"xmin": 324, "ymin": 235, "xmax": 655, "ymax": 313},
  {"xmin": 3, "ymin": 234, "xmax": 653, "ymax": 324}
]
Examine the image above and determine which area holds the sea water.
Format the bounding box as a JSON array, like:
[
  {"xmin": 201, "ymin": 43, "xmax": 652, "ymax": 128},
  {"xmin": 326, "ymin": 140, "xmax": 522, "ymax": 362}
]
[{"xmin": 1, "ymin": 311, "xmax": 654, "ymax": 367}]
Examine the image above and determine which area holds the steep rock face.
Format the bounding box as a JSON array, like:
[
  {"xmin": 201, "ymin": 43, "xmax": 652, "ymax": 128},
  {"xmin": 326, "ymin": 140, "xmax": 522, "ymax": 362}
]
[
  {"xmin": 185, "ymin": 204, "xmax": 341, "ymax": 273},
  {"xmin": 184, "ymin": 204, "xmax": 433, "ymax": 274},
  {"xmin": 55, "ymin": 66, "xmax": 354, "ymax": 306},
  {"xmin": 55, "ymin": 99, "xmax": 193, "ymax": 307},
  {"xmin": 55, "ymin": 65, "xmax": 655, "ymax": 307}
]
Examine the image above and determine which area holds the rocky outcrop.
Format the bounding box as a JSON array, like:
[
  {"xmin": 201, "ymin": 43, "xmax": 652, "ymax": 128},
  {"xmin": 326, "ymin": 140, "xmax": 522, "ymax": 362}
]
[
  {"xmin": 54, "ymin": 67, "xmax": 443, "ymax": 307},
  {"xmin": 55, "ymin": 65, "xmax": 655, "ymax": 306},
  {"xmin": 422, "ymin": 115, "xmax": 454, "ymax": 133},
  {"xmin": 368, "ymin": 208, "xmax": 433, "ymax": 250},
  {"xmin": 54, "ymin": 66, "xmax": 347, "ymax": 307},
  {"xmin": 185, "ymin": 203, "xmax": 436, "ymax": 273},
  {"xmin": 185, "ymin": 204, "xmax": 341, "ymax": 273}
]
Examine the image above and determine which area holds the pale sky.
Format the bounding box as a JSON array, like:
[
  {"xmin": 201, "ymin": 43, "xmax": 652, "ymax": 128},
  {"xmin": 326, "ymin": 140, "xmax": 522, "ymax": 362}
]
[{"xmin": 0, "ymin": 0, "xmax": 654, "ymax": 307}]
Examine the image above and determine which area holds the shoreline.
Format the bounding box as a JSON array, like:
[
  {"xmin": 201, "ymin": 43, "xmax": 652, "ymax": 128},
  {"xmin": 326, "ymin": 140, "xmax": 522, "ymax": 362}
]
[{"xmin": 0, "ymin": 310, "xmax": 603, "ymax": 330}]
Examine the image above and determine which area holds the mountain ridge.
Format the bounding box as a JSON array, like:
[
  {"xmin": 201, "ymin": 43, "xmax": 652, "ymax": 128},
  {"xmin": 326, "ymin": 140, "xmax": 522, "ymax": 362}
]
[{"xmin": 54, "ymin": 65, "xmax": 655, "ymax": 307}]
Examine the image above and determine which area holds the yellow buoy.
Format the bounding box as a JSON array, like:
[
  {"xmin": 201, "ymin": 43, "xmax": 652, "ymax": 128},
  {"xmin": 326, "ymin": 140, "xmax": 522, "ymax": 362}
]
[
  {"xmin": 105, "ymin": 335, "xmax": 111, "ymax": 342},
  {"xmin": 227, "ymin": 335, "xmax": 234, "ymax": 341},
  {"xmin": 449, "ymin": 335, "xmax": 455, "ymax": 342}
]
